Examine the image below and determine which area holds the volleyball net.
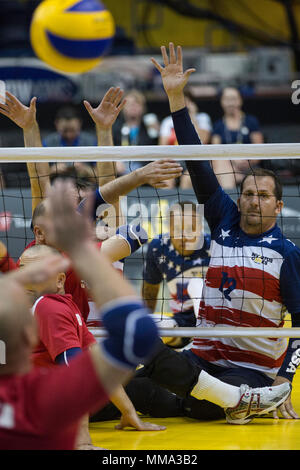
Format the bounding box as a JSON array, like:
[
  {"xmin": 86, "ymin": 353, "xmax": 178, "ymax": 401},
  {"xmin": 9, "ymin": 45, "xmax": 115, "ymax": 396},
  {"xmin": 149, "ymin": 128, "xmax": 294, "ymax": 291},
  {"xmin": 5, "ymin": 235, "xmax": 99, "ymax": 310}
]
[{"xmin": 1, "ymin": 143, "xmax": 300, "ymax": 340}]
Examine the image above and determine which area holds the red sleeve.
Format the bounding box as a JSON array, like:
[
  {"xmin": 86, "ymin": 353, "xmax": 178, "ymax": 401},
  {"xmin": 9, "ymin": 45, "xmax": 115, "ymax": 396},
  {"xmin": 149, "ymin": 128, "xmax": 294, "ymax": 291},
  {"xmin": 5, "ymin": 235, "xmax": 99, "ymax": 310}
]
[
  {"xmin": 0, "ymin": 253, "xmax": 17, "ymax": 273},
  {"xmin": 35, "ymin": 297, "xmax": 83, "ymax": 362},
  {"xmin": 24, "ymin": 349, "xmax": 109, "ymax": 433}
]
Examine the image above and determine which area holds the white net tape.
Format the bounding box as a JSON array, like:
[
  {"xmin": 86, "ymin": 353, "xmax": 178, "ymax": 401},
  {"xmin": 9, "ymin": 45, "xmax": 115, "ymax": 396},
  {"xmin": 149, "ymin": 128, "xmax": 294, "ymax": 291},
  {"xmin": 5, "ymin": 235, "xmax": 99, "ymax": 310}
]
[
  {"xmin": 0, "ymin": 143, "xmax": 300, "ymax": 162},
  {"xmin": 2, "ymin": 142, "xmax": 300, "ymax": 338}
]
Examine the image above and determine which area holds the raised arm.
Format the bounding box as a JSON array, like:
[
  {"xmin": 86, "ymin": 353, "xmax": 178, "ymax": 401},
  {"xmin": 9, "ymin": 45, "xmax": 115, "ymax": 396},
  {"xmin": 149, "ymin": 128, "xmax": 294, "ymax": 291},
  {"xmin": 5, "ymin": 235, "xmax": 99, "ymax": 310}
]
[
  {"xmin": 151, "ymin": 43, "xmax": 220, "ymax": 204},
  {"xmin": 84, "ymin": 87, "xmax": 126, "ymax": 187},
  {"xmin": 0, "ymin": 91, "xmax": 50, "ymax": 213}
]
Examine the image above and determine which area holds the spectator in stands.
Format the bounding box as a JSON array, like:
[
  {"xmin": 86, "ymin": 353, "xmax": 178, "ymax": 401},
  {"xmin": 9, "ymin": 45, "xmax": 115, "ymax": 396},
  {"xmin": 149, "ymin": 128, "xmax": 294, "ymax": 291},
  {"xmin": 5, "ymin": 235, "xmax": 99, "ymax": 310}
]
[
  {"xmin": 211, "ymin": 86, "xmax": 264, "ymax": 188},
  {"xmin": 43, "ymin": 105, "xmax": 97, "ymax": 178},
  {"xmin": 112, "ymin": 89, "xmax": 160, "ymax": 176}
]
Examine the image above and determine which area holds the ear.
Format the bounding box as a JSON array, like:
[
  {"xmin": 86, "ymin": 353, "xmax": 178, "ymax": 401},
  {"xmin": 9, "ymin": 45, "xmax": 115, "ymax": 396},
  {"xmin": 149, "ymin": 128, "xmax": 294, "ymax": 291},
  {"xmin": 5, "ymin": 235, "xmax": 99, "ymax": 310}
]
[
  {"xmin": 276, "ymin": 200, "xmax": 284, "ymax": 215},
  {"xmin": 56, "ymin": 272, "xmax": 66, "ymax": 290},
  {"xmin": 33, "ymin": 225, "xmax": 46, "ymax": 244}
]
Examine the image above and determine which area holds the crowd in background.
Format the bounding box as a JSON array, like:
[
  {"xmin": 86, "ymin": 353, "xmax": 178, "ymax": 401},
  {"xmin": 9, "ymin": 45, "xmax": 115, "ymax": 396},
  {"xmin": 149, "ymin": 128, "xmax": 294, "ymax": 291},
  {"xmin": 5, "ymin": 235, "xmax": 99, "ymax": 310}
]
[{"xmin": 0, "ymin": 85, "xmax": 299, "ymax": 190}]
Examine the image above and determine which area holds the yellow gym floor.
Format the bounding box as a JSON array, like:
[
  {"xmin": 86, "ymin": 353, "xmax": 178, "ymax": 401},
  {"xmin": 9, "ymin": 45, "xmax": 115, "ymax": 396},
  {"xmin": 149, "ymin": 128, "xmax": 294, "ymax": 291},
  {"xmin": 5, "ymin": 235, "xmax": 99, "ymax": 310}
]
[{"xmin": 89, "ymin": 371, "xmax": 300, "ymax": 451}]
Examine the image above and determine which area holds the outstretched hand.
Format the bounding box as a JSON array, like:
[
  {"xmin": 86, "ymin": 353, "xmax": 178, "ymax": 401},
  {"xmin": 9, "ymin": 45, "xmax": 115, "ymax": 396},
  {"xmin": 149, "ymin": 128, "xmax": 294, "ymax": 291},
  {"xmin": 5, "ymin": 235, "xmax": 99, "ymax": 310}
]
[
  {"xmin": 137, "ymin": 159, "xmax": 183, "ymax": 188},
  {"xmin": 84, "ymin": 87, "xmax": 126, "ymax": 130},
  {"xmin": 115, "ymin": 411, "xmax": 166, "ymax": 432},
  {"xmin": 151, "ymin": 42, "xmax": 195, "ymax": 98},
  {"xmin": 272, "ymin": 376, "xmax": 299, "ymax": 420},
  {"xmin": 0, "ymin": 91, "xmax": 37, "ymax": 130}
]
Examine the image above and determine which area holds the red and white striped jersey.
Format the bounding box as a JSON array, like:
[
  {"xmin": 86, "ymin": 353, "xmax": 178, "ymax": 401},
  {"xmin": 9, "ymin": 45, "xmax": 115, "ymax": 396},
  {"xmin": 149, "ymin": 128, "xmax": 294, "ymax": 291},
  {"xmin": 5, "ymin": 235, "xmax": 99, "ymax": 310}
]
[{"xmin": 192, "ymin": 187, "xmax": 300, "ymax": 379}]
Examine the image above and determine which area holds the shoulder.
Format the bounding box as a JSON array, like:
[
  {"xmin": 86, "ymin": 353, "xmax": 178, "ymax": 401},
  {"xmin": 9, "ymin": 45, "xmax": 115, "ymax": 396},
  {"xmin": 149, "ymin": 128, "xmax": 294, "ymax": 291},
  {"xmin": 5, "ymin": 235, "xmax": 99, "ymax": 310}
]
[
  {"xmin": 42, "ymin": 133, "xmax": 61, "ymax": 147},
  {"xmin": 146, "ymin": 235, "xmax": 164, "ymax": 256},
  {"xmin": 244, "ymin": 114, "xmax": 260, "ymax": 127},
  {"xmin": 33, "ymin": 294, "xmax": 76, "ymax": 317},
  {"xmin": 212, "ymin": 118, "xmax": 224, "ymax": 133},
  {"xmin": 78, "ymin": 132, "xmax": 97, "ymax": 146}
]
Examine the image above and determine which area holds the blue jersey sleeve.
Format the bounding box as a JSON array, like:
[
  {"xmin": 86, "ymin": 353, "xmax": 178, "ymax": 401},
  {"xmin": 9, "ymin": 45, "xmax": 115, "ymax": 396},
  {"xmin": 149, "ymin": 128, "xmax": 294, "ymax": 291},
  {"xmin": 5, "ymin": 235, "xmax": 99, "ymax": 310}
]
[
  {"xmin": 203, "ymin": 186, "xmax": 239, "ymax": 234},
  {"xmin": 171, "ymin": 107, "xmax": 220, "ymax": 204},
  {"xmin": 143, "ymin": 239, "xmax": 163, "ymax": 285},
  {"xmin": 280, "ymin": 250, "xmax": 300, "ymax": 314}
]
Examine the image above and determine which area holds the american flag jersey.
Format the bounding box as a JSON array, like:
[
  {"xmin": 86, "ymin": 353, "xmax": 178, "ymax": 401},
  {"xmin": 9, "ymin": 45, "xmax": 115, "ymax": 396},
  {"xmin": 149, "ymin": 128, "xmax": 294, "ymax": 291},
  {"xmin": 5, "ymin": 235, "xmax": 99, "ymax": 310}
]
[
  {"xmin": 144, "ymin": 233, "xmax": 211, "ymax": 313},
  {"xmin": 192, "ymin": 187, "xmax": 300, "ymax": 379}
]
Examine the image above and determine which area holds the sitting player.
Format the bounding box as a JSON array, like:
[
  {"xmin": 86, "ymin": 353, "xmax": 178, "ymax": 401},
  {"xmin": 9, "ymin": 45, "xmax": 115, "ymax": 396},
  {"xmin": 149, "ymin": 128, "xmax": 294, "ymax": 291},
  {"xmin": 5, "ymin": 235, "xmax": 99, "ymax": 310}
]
[
  {"xmin": 142, "ymin": 201, "xmax": 210, "ymax": 348},
  {"xmin": 19, "ymin": 245, "xmax": 165, "ymax": 449},
  {"xmin": 0, "ymin": 180, "xmax": 161, "ymax": 450}
]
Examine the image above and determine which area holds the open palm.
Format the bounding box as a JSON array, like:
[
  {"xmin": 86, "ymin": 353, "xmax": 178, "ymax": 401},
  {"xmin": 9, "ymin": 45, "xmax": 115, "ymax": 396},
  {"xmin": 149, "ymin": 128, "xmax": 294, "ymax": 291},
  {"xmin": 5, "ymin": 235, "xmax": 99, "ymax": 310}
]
[
  {"xmin": 0, "ymin": 91, "xmax": 37, "ymax": 130},
  {"xmin": 151, "ymin": 43, "xmax": 195, "ymax": 96},
  {"xmin": 84, "ymin": 87, "xmax": 126, "ymax": 130}
]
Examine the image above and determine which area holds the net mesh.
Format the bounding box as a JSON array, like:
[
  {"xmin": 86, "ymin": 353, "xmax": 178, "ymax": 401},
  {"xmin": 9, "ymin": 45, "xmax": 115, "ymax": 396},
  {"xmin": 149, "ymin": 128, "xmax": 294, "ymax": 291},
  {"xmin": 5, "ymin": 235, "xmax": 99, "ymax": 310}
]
[{"xmin": 1, "ymin": 150, "xmax": 300, "ymax": 340}]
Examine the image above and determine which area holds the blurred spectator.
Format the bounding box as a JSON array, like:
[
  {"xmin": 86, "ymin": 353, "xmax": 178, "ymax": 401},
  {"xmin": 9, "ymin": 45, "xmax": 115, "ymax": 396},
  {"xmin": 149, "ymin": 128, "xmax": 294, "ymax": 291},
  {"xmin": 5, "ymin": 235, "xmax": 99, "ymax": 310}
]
[
  {"xmin": 159, "ymin": 90, "xmax": 212, "ymax": 146},
  {"xmin": 43, "ymin": 105, "xmax": 97, "ymax": 177},
  {"xmin": 159, "ymin": 90, "xmax": 212, "ymax": 189},
  {"xmin": 43, "ymin": 105, "xmax": 96, "ymax": 147},
  {"xmin": 112, "ymin": 89, "xmax": 160, "ymax": 175},
  {"xmin": 211, "ymin": 87, "xmax": 264, "ymax": 188}
]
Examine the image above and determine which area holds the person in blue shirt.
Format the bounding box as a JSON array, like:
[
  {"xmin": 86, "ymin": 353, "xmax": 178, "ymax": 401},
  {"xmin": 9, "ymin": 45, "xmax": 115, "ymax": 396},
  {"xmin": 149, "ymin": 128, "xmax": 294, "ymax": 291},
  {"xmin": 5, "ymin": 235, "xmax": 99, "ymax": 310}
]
[
  {"xmin": 211, "ymin": 86, "xmax": 264, "ymax": 188},
  {"xmin": 143, "ymin": 200, "xmax": 210, "ymax": 348}
]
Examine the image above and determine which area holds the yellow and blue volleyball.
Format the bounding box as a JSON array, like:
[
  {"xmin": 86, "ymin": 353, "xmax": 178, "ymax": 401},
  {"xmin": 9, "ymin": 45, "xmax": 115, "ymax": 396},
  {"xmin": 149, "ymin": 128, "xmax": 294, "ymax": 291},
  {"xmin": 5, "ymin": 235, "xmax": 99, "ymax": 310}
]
[{"xmin": 30, "ymin": 0, "xmax": 115, "ymax": 73}]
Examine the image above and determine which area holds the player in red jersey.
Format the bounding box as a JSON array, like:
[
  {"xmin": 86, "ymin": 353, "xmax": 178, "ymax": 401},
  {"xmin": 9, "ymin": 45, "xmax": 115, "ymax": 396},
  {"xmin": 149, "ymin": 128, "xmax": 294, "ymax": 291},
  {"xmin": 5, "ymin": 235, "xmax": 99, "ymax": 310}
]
[
  {"xmin": 0, "ymin": 180, "xmax": 160, "ymax": 450},
  {"xmin": 19, "ymin": 243, "xmax": 165, "ymax": 449}
]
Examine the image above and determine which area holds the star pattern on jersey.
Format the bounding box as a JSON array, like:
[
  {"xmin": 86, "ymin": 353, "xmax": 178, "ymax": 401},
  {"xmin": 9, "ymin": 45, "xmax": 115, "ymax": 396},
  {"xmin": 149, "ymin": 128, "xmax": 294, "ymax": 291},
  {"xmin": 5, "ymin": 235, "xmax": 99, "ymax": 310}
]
[
  {"xmin": 192, "ymin": 257, "xmax": 203, "ymax": 266},
  {"xmin": 159, "ymin": 255, "xmax": 167, "ymax": 264},
  {"xmin": 258, "ymin": 235, "xmax": 278, "ymax": 244},
  {"xmin": 219, "ymin": 229, "xmax": 231, "ymax": 240}
]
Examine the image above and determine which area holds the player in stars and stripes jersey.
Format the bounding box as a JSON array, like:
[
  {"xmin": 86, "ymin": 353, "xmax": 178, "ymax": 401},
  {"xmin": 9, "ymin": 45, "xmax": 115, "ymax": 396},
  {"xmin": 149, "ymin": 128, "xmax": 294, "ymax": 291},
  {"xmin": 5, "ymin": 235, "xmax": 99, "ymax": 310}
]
[
  {"xmin": 137, "ymin": 42, "xmax": 300, "ymax": 422},
  {"xmin": 143, "ymin": 200, "xmax": 210, "ymax": 347}
]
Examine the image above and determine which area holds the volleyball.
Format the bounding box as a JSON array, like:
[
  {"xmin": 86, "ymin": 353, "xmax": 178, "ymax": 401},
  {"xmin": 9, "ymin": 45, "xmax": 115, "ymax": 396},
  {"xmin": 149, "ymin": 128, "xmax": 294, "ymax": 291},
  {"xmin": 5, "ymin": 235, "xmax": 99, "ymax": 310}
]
[{"xmin": 30, "ymin": 0, "xmax": 115, "ymax": 74}]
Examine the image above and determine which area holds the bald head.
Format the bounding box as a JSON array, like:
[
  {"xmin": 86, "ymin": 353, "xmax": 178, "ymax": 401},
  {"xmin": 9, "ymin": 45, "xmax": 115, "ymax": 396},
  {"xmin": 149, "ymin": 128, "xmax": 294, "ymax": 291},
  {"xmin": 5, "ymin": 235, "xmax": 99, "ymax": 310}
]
[{"xmin": 19, "ymin": 244, "xmax": 66, "ymax": 302}]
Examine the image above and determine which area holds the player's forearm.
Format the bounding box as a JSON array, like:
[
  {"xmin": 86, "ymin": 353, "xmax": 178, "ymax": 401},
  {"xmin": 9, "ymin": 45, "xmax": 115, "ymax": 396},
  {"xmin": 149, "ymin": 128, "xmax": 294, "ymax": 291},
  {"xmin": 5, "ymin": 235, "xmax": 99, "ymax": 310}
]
[
  {"xmin": 23, "ymin": 120, "xmax": 42, "ymax": 147},
  {"xmin": 171, "ymin": 107, "xmax": 219, "ymax": 203},
  {"xmin": 27, "ymin": 162, "xmax": 50, "ymax": 212},
  {"xmin": 96, "ymin": 126, "xmax": 114, "ymax": 147},
  {"xmin": 167, "ymin": 92, "xmax": 186, "ymax": 114},
  {"xmin": 109, "ymin": 385, "xmax": 136, "ymax": 415},
  {"xmin": 100, "ymin": 169, "xmax": 145, "ymax": 204}
]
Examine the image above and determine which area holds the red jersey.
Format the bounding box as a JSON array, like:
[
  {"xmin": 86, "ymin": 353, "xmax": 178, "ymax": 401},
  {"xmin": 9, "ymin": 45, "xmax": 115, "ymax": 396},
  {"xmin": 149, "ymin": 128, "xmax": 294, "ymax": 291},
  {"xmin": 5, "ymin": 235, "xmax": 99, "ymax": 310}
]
[
  {"xmin": 0, "ymin": 350, "xmax": 109, "ymax": 449},
  {"xmin": 0, "ymin": 252, "xmax": 17, "ymax": 273},
  {"xmin": 32, "ymin": 294, "xmax": 96, "ymax": 368}
]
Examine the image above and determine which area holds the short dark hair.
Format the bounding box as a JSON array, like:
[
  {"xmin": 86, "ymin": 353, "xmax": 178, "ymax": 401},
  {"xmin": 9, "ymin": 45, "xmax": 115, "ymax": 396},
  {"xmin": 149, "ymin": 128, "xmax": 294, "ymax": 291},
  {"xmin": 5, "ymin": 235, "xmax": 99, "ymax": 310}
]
[
  {"xmin": 240, "ymin": 168, "xmax": 283, "ymax": 201},
  {"xmin": 31, "ymin": 200, "xmax": 47, "ymax": 232},
  {"xmin": 55, "ymin": 106, "xmax": 81, "ymax": 121}
]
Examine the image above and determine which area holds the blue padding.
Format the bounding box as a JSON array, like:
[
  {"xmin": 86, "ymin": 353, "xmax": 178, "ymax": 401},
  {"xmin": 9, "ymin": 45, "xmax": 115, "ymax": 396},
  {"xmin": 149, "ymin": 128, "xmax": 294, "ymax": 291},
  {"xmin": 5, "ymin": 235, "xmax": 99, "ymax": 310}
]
[
  {"xmin": 46, "ymin": 31, "xmax": 112, "ymax": 59},
  {"xmin": 116, "ymin": 223, "xmax": 148, "ymax": 254},
  {"xmin": 77, "ymin": 187, "xmax": 107, "ymax": 219},
  {"xmin": 101, "ymin": 300, "xmax": 158, "ymax": 369},
  {"xmin": 66, "ymin": 0, "xmax": 105, "ymax": 12}
]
